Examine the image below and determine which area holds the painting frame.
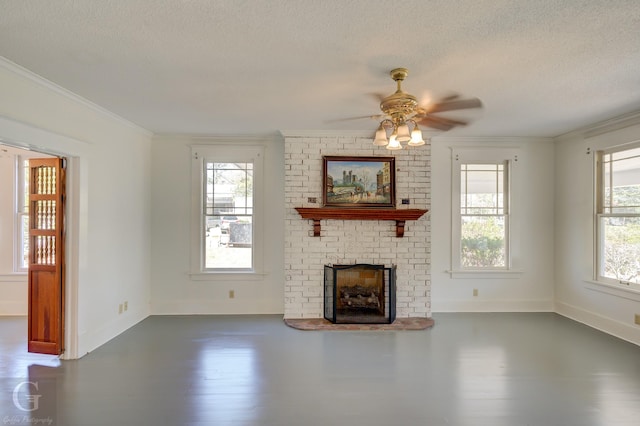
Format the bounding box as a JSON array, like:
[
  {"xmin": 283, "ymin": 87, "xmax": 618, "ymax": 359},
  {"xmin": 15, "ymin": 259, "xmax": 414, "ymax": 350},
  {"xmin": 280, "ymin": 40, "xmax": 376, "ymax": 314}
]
[{"xmin": 322, "ymin": 156, "xmax": 396, "ymax": 208}]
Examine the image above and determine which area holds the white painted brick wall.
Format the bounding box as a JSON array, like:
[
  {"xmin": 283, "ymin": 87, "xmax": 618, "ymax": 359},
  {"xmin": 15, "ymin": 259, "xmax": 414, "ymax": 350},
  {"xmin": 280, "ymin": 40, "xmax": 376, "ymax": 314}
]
[{"xmin": 284, "ymin": 135, "xmax": 431, "ymax": 319}]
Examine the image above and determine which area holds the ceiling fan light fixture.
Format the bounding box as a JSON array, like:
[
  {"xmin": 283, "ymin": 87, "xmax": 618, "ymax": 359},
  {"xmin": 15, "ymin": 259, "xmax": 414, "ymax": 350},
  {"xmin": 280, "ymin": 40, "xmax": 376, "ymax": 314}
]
[
  {"xmin": 373, "ymin": 124, "xmax": 389, "ymax": 146},
  {"xmin": 352, "ymin": 67, "xmax": 481, "ymax": 150}
]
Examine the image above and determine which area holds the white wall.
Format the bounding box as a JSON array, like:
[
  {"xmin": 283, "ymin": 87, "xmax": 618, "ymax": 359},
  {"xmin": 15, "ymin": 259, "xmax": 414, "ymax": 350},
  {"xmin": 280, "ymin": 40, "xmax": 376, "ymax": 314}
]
[
  {"xmin": 0, "ymin": 58, "xmax": 152, "ymax": 358},
  {"xmin": 554, "ymin": 116, "xmax": 640, "ymax": 346},
  {"xmin": 430, "ymin": 137, "xmax": 556, "ymax": 312},
  {"xmin": 150, "ymin": 135, "xmax": 285, "ymax": 314}
]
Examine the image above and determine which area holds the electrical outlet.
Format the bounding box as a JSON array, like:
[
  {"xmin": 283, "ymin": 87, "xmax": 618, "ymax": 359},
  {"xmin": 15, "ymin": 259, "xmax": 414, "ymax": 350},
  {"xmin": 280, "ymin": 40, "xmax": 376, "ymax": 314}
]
[
  {"xmin": 635, "ymin": 314, "xmax": 640, "ymax": 325},
  {"xmin": 229, "ymin": 290, "xmax": 235, "ymax": 299},
  {"xmin": 473, "ymin": 289, "xmax": 479, "ymax": 297},
  {"xmin": 118, "ymin": 304, "xmax": 123, "ymax": 314},
  {"xmin": 124, "ymin": 301, "xmax": 128, "ymax": 312}
]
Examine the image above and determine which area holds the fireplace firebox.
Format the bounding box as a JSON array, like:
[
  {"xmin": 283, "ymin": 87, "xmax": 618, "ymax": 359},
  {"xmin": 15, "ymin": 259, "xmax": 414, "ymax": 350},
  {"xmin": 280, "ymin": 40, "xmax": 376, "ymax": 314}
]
[{"xmin": 324, "ymin": 264, "xmax": 396, "ymax": 324}]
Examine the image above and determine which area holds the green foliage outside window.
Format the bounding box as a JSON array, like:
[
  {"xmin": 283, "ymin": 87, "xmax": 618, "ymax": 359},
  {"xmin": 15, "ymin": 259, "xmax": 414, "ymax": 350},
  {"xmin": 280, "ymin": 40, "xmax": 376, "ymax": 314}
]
[
  {"xmin": 461, "ymin": 216, "xmax": 506, "ymax": 268},
  {"xmin": 602, "ymin": 216, "xmax": 640, "ymax": 284}
]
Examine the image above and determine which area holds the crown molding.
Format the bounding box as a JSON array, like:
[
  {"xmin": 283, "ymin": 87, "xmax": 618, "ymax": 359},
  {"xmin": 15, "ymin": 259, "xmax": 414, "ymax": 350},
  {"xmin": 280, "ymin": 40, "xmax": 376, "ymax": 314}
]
[
  {"xmin": 0, "ymin": 56, "xmax": 152, "ymax": 137},
  {"xmin": 555, "ymin": 110, "xmax": 640, "ymax": 142}
]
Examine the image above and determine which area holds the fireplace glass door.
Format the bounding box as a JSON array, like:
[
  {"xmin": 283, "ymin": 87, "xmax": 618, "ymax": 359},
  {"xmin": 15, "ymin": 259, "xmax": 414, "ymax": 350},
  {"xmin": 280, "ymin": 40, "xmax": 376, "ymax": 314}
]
[{"xmin": 324, "ymin": 264, "xmax": 396, "ymax": 324}]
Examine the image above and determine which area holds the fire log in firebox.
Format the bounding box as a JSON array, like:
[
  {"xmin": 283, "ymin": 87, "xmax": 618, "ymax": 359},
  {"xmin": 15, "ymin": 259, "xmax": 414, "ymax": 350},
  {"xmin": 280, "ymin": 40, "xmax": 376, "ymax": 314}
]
[{"xmin": 340, "ymin": 285, "xmax": 380, "ymax": 309}]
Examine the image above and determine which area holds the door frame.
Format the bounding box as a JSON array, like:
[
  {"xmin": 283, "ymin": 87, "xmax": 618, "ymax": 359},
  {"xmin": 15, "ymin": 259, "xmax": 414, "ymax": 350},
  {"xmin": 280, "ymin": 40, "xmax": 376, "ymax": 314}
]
[{"xmin": 0, "ymin": 118, "xmax": 81, "ymax": 359}]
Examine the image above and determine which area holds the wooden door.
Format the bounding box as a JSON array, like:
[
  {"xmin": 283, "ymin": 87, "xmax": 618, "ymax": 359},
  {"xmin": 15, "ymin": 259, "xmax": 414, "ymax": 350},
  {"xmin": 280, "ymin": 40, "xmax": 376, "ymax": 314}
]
[{"xmin": 28, "ymin": 158, "xmax": 65, "ymax": 355}]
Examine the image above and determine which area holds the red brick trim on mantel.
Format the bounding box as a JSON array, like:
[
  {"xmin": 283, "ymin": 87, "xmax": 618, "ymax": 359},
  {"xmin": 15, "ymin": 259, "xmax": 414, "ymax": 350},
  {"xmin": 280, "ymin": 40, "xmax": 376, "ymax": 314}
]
[{"xmin": 295, "ymin": 207, "xmax": 428, "ymax": 237}]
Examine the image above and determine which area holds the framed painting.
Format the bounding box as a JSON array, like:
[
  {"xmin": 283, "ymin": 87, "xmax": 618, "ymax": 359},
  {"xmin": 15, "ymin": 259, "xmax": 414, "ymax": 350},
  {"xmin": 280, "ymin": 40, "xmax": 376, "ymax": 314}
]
[{"xmin": 322, "ymin": 156, "xmax": 396, "ymax": 207}]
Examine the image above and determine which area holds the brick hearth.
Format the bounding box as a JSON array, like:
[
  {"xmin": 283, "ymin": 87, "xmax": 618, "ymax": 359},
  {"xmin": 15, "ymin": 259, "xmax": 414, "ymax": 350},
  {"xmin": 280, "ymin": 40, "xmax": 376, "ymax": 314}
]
[{"xmin": 284, "ymin": 317, "xmax": 435, "ymax": 331}]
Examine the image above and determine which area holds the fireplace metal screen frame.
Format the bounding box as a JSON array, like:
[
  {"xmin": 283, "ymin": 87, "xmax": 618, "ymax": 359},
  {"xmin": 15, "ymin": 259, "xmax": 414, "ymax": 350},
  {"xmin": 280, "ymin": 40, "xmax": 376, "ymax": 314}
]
[{"xmin": 324, "ymin": 263, "xmax": 396, "ymax": 324}]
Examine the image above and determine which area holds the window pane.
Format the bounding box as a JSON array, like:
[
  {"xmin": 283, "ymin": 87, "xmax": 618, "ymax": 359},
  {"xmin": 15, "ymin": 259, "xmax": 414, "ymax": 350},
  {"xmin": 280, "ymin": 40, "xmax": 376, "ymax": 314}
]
[
  {"xmin": 602, "ymin": 149, "xmax": 640, "ymax": 214},
  {"xmin": 21, "ymin": 159, "xmax": 29, "ymax": 212},
  {"xmin": 19, "ymin": 214, "xmax": 29, "ymax": 269},
  {"xmin": 461, "ymin": 164, "xmax": 505, "ymax": 215},
  {"xmin": 205, "ymin": 216, "xmax": 252, "ymax": 269},
  {"xmin": 461, "ymin": 215, "xmax": 506, "ymax": 268},
  {"xmin": 600, "ymin": 216, "xmax": 640, "ymax": 284},
  {"xmin": 205, "ymin": 162, "xmax": 253, "ymax": 216}
]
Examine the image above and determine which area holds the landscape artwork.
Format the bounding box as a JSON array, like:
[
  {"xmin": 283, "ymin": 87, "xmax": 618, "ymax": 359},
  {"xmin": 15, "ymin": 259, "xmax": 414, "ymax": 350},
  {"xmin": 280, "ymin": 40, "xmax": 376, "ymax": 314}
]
[{"xmin": 322, "ymin": 156, "xmax": 395, "ymax": 207}]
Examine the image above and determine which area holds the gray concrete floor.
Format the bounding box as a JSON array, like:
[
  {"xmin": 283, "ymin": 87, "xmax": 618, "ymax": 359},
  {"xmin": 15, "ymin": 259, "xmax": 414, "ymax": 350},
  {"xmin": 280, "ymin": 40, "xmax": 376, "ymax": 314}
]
[{"xmin": 1, "ymin": 313, "xmax": 639, "ymax": 426}]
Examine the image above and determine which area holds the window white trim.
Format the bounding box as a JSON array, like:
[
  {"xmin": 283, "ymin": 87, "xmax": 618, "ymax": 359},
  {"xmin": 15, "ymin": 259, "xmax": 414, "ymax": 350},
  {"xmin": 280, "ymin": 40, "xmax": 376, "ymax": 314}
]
[
  {"xmin": 593, "ymin": 141, "xmax": 640, "ymax": 292},
  {"xmin": 450, "ymin": 147, "xmax": 520, "ymax": 277},
  {"xmin": 190, "ymin": 144, "xmax": 265, "ymax": 276}
]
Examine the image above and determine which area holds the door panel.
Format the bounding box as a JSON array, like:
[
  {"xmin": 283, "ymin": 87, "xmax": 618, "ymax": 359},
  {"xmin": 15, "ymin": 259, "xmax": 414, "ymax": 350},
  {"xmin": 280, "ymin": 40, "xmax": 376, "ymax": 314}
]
[{"xmin": 28, "ymin": 158, "xmax": 65, "ymax": 355}]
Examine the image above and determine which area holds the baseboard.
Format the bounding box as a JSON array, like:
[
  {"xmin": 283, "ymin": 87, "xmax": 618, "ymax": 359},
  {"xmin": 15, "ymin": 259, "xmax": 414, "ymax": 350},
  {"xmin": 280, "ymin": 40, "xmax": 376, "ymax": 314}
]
[
  {"xmin": 432, "ymin": 299, "xmax": 554, "ymax": 312},
  {"xmin": 555, "ymin": 301, "xmax": 640, "ymax": 346},
  {"xmin": 76, "ymin": 307, "xmax": 150, "ymax": 358}
]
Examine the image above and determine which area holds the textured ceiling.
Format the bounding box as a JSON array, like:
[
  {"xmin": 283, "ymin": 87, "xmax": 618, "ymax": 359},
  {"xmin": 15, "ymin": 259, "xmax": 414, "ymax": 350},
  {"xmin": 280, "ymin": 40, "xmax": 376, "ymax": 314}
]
[{"xmin": 1, "ymin": 0, "xmax": 639, "ymax": 137}]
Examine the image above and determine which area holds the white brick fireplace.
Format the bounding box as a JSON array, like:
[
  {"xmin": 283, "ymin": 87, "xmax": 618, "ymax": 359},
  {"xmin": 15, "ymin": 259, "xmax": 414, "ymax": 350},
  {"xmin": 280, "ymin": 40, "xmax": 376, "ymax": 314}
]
[{"xmin": 283, "ymin": 133, "xmax": 431, "ymax": 319}]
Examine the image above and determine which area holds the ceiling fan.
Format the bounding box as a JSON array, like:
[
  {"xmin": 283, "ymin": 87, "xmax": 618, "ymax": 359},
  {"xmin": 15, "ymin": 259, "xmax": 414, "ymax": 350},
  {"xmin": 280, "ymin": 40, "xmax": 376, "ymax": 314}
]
[{"xmin": 337, "ymin": 67, "xmax": 482, "ymax": 150}]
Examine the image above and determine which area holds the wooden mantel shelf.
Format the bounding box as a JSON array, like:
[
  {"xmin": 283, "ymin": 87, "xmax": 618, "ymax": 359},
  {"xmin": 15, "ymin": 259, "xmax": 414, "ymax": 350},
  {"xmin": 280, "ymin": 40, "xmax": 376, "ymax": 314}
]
[{"xmin": 295, "ymin": 207, "xmax": 428, "ymax": 238}]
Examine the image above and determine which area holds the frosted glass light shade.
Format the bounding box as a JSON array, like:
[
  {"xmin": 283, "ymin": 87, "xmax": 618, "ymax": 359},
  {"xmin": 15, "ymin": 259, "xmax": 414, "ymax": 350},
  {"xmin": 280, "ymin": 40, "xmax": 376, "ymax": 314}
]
[
  {"xmin": 396, "ymin": 123, "xmax": 411, "ymax": 142},
  {"xmin": 373, "ymin": 125, "xmax": 388, "ymax": 146},
  {"xmin": 386, "ymin": 133, "xmax": 402, "ymax": 150},
  {"xmin": 408, "ymin": 127, "xmax": 425, "ymax": 146}
]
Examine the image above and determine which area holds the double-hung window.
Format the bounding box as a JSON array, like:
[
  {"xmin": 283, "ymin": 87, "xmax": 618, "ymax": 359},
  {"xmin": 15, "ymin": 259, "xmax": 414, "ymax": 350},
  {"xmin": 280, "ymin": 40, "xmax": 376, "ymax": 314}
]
[
  {"xmin": 596, "ymin": 145, "xmax": 640, "ymax": 288},
  {"xmin": 451, "ymin": 148, "xmax": 517, "ymax": 275},
  {"xmin": 191, "ymin": 144, "xmax": 263, "ymax": 275},
  {"xmin": 459, "ymin": 162, "xmax": 508, "ymax": 268}
]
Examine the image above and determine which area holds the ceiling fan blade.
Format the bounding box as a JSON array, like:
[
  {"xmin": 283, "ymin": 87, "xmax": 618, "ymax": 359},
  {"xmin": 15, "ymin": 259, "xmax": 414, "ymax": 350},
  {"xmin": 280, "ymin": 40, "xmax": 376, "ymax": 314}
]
[
  {"xmin": 417, "ymin": 93, "xmax": 458, "ymax": 110},
  {"xmin": 324, "ymin": 114, "xmax": 384, "ymax": 124},
  {"xmin": 423, "ymin": 115, "xmax": 468, "ymax": 127},
  {"xmin": 415, "ymin": 117, "xmax": 454, "ymax": 131},
  {"xmin": 427, "ymin": 98, "xmax": 482, "ymax": 113}
]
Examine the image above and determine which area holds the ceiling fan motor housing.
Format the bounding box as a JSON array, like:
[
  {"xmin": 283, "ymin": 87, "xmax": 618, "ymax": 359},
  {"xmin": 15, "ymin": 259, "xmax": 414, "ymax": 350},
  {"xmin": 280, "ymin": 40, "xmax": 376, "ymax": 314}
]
[
  {"xmin": 380, "ymin": 67, "xmax": 419, "ymax": 124},
  {"xmin": 380, "ymin": 93, "xmax": 418, "ymax": 123}
]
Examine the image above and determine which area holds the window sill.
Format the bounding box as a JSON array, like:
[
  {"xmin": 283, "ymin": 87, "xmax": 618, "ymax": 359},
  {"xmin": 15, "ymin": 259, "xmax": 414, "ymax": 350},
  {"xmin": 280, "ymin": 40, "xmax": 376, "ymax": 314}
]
[
  {"xmin": 584, "ymin": 280, "xmax": 640, "ymax": 302},
  {"xmin": 447, "ymin": 269, "xmax": 523, "ymax": 279},
  {"xmin": 189, "ymin": 271, "xmax": 267, "ymax": 281}
]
